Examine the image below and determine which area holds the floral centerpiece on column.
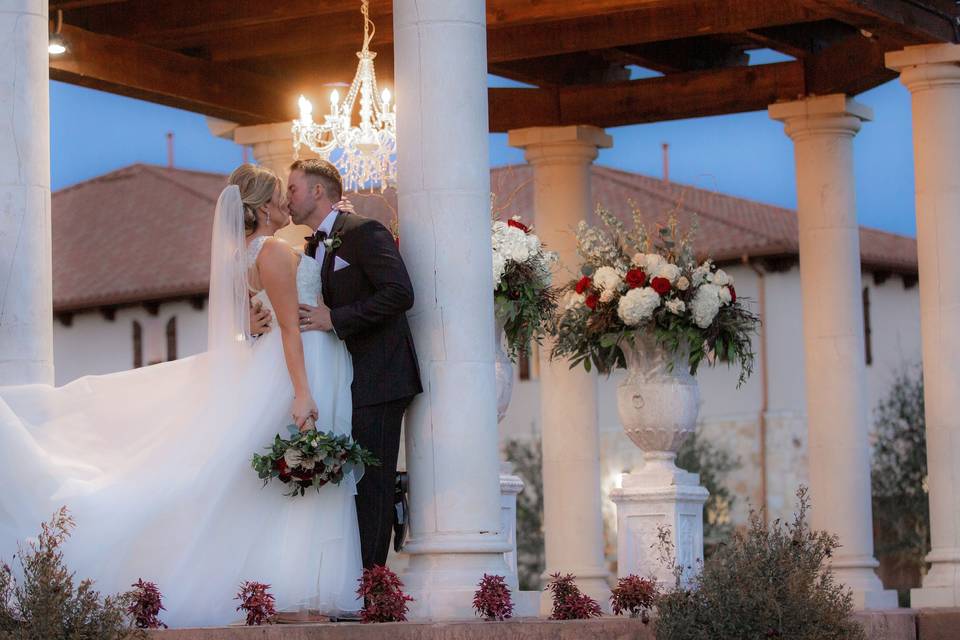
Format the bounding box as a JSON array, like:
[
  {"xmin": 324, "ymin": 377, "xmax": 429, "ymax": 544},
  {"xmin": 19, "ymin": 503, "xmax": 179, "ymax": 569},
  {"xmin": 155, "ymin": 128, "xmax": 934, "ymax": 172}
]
[{"xmin": 551, "ymin": 205, "xmax": 759, "ymax": 458}]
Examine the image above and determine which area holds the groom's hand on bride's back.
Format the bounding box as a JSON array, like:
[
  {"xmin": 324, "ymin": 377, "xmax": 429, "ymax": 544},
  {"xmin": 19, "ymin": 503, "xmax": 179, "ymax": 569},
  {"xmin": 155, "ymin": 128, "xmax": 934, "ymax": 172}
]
[
  {"xmin": 249, "ymin": 299, "xmax": 273, "ymax": 336},
  {"xmin": 298, "ymin": 302, "xmax": 334, "ymax": 333}
]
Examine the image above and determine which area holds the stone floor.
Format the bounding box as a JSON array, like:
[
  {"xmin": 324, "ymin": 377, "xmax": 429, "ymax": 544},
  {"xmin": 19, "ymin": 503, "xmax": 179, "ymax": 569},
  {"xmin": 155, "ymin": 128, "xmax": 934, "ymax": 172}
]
[{"xmin": 143, "ymin": 609, "xmax": 960, "ymax": 640}]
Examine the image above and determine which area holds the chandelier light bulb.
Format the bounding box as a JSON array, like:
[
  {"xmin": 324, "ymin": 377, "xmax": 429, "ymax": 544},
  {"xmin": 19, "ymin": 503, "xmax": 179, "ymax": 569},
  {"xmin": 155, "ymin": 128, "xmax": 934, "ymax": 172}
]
[
  {"xmin": 298, "ymin": 95, "xmax": 313, "ymax": 125},
  {"xmin": 381, "ymin": 88, "xmax": 391, "ymax": 107},
  {"xmin": 330, "ymin": 89, "xmax": 340, "ymax": 106}
]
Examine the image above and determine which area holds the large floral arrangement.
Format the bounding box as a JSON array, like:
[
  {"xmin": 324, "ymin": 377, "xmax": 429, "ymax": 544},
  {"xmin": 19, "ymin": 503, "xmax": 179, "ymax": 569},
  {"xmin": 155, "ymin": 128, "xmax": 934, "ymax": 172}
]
[
  {"xmin": 492, "ymin": 216, "xmax": 558, "ymax": 360},
  {"xmin": 252, "ymin": 426, "xmax": 379, "ymax": 497},
  {"xmin": 551, "ymin": 206, "xmax": 758, "ymax": 385}
]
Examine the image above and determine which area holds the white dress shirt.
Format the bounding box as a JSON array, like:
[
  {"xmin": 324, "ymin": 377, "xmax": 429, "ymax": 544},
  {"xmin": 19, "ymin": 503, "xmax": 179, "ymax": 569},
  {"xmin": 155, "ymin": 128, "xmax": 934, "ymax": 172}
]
[{"xmin": 313, "ymin": 208, "xmax": 339, "ymax": 263}]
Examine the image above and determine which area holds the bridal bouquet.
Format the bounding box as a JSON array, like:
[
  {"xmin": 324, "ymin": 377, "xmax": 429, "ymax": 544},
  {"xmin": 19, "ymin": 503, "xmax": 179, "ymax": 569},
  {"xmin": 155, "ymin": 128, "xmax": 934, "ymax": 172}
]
[
  {"xmin": 492, "ymin": 215, "xmax": 558, "ymax": 360},
  {"xmin": 251, "ymin": 426, "xmax": 379, "ymax": 497},
  {"xmin": 551, "ymin": 206, "xmax": 758, "ymax": 385}
]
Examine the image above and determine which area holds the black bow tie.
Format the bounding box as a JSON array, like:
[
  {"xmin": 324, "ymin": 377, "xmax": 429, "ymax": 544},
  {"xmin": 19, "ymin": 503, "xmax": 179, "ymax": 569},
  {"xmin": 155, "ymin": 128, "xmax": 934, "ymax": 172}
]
[{"xmin": 304, "ymin": 230, "xmax": 327, "ymax": 259}]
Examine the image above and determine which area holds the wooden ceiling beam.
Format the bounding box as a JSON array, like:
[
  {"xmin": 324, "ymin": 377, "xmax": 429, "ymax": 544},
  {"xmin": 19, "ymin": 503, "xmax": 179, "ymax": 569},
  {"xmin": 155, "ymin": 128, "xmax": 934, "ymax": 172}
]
[
  {"xmin": 49, "ymin": 24, "xmax": 298, "ymax": 124},
  {"xmin": 488, "ymin": 61, "xmax": 806, "ymax": 132},
  {"xmin": 802, "ymin": 32, "xmax": 899, "ymax": 95},
  {"xmin": 793, "ymin": 0, "xmax": 958, "ymax": 44}
]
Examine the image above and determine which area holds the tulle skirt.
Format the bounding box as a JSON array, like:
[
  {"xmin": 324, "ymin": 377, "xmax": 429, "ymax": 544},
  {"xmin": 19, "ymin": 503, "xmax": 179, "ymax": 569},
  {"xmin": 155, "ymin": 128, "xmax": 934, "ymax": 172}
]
[{"xmin": 0, "ymin": 328, "xmax": 362, "ymax": 627}]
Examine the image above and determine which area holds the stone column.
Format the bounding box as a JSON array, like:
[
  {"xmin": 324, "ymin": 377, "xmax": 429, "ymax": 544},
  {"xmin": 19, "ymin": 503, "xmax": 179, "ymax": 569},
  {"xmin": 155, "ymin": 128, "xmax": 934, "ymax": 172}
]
[
  {"xmin": 393, "ymin": 0, "xmax": 510, "ymax": 618},
  {"xmin": 0, "ymin": 1, "xmax": 53, "ymax": 385},
  {"xmin": 508, "ymin": 126, "xmax": 612, "ymax": 607},
  {"xmin": 886, "ymin": 43, "xmax": 960, "ymax": 609},
  {"xmin": 769, "ymin": 95, "xmax": 896, "ymax": 610}
]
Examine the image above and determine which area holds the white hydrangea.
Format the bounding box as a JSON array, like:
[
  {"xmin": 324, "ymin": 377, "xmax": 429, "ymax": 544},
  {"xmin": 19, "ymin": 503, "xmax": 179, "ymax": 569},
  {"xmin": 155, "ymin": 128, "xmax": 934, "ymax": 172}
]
[
  {"xmin": 676, "ymin": 276, "xmax": 690, "ymax": 291},
  {"xmin": 655, "ymin": 262, "xmax": 681, "ymax": 284},
  {"xmin": 492, "ymin": 253, "xmax": 507, "ymax": 286},
  {"xmin": 593, "ymin": 266, "xmax": 623, "ymax": 293},
  {"xmin": 617, "ymin": 287, "xmax": 661, "ymax": 326},
  {"xmin": 713, "ymin": 269, "xmax": 733, "ymax": 287},
  {"xmin": 691, "ymin": 283, "xmax": 722, "ymax": 328},
  {"xmin": 691, "ymin": 262, "xmax": 712, "ymax": 286},
  {"xmin": 666, "ymin": 298, "xmax": 686, "ymax": 315}
]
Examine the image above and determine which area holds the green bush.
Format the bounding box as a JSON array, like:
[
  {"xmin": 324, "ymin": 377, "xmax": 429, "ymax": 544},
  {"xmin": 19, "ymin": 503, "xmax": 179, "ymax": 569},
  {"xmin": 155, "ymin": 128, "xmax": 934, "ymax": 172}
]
[
  {"xmin": 0, "ymin": 508, "xmax": 139, "ymax": 640},
  {"xmin": 655, "ymin": 487, "xmax": 865, "ymax": 640},
  {"xmin": 676, "ymin": 430, "xmax": 740, "ymax": 556},
  {"xmin": 503, "ymin": 438, "xmax": 545, "ymax": 591}
]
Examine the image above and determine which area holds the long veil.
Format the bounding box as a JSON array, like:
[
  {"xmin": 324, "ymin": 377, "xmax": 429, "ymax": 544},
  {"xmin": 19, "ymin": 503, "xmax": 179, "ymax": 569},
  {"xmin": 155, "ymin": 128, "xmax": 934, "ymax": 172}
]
[{"xmin": 207, "ymin": 185, "xmax": 251, "ymax": 352}]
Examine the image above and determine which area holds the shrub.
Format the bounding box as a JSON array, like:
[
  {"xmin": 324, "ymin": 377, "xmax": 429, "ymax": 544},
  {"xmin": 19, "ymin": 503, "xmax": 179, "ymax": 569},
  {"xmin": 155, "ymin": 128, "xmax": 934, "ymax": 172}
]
[
  {"xmin": 472, "ymin": 574, "xmax": 513, "ymax": 621},
  {"xmin": 127, "ymin": 579, "xmax": 166, "ymax": 629},
  {"xmin": 0, "ymin": 507, "xmax": 138, "ymax": 640},
  {"xmin": 235, "ymin": 581, "xmax": 276, "ymax": 626},
  {"xmin": 503, "ymin": 438, "xmax": 545, "ymax": 590},
  {"xmin": 654, "ymin": 487, "xmax": 865, "ymax": 640},
  {"xmin": 546, "ymin": 573, "xmax": 602, "ymax": 620},
  {"xmin": 610, "ymin": 574, "xmax": 656, "ymax": 622},
  {"xmin": 675, "ymin": 430, "xmax": 740, "ymax": 556},
  {"xmin": 357, "ymin": 565, "xmax": 413, "ymax": 623}
]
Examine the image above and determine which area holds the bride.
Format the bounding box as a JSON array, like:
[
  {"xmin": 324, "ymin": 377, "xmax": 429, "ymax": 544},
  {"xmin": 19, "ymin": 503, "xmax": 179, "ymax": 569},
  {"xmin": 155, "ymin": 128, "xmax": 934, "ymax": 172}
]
[{"xmin": 0, "ymin": 164, "xmax": 363, "ymax": 627}]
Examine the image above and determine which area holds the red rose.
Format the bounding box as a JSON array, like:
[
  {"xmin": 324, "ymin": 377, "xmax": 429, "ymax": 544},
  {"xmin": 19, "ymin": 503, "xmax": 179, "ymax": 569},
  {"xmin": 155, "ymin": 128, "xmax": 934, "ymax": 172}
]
[
  {"xmin": 507, "ymin": 219, "xmax": 530, "ymax": 233},
  {"xmin": 585, "ymin": 294, "xmax": 599, "ymax": 310},
  {"xmin": 575, "ymin": 276, "xmax": 592, "ymax": 294},
  {"xmin": 625, "ymin": 268, "xmax": 647, "ymax": 289},
  {"xmin": 651, "ymin": 277, "xmax": 671, "ymax": 295},
  {"xmin": 729, "ymin": 286, "xmax": 736, "ymax": 303},
  {"xmin": 275, "ymin": 458, "xmax": 292, "ymax": 482}
]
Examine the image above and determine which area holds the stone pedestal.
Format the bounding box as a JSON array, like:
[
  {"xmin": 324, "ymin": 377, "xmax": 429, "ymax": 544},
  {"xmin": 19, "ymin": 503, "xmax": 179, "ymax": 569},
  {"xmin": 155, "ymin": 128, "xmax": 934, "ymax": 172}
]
[
  {"xmin": 769, "ymin": 95, "xmax": 896, "ymax": 610},
  {"xmin": 0, "ymin": 1, "xmax": 53, "ymax": 385},
  {"xmin": 887, "ymin": 43, "xmax": 960, "ymax": 609},
  {"xmin": 393, "ymin": 0, "xmax": 511, "ymax": 619},
  {"xmin": 499, "ymin": 463, "xmax": 525, "ymax": 593},
  {"xmin": 508, "ymin": 126, "xmax": 612, "ymax": 611},
  {"xmin": 611, "ymin": 459, "xmax": 707, "ymax": 587}
]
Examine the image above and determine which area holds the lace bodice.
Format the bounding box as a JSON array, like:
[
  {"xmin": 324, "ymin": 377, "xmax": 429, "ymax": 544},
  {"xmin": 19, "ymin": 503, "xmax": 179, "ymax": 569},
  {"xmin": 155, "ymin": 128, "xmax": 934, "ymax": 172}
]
[{"xmin": 245, "ymin": 236, "xmax": 322, "ymax": 308}]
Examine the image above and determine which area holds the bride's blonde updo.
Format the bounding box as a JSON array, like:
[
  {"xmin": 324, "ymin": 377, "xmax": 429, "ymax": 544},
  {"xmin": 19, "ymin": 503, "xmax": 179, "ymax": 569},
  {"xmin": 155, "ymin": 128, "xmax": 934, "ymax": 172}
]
[{"xmin": 227, "ymin": 164, "xmax": 279, "ymax": 233}]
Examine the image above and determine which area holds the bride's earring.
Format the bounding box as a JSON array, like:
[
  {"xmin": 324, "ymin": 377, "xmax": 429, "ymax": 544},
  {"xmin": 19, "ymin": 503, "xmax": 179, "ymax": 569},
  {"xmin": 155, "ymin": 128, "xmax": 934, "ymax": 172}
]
[{"xmin": 264, "ymin": 208, "xmax": 271, "ymax": 225}]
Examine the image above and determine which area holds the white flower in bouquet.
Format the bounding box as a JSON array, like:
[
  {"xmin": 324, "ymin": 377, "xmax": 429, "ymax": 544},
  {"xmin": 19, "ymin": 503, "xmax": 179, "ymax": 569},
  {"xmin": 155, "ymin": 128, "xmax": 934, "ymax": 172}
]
[
  {"xmin": 600, "ymin": 289, "xmax": 617, "ymax": 303},
  {"xmin": 718, "ymin": 286, "xmax": 733, "ymax": 304},
  {"xmin": 644, "ymin": 253, "xmax": 665, "ymax": 272},
  {"xmin": 631, "ymin": 252, "xmax": 646, "ymax": 267},
  {"xmin": 666, "ymin": 298, "xmax": 686, "ymax": 315},
  {"xmin": 492, "ymin": 253, "xmax": 507, "ymax": 285},
  {"xmin": 594, "ymin": 266, "xmax": 623, "ymax": 294},
  {"xmin": 617, "ymin": 287, "xmax": 661, "ymax": 326},
  {"xmin": 691, "ymin": 262, "xmax": 712, "ymax": 286},
  {"xmin": 654, "ymin": 262, "xmax": 681, "ymax": 284},
  {"xmin": 563, "ymin": 291, "xmax": 586, "ymax": 311},
  {"xmin": 283, "ymin": 447, "xmax": 304, "ymax": 468},
  {"xmin": 691, "ymin": 283, "xmax": 722, "ymax": 328},
  {"xmin": 713, "ymin": 269, "xmax": 733, "ymax": 287},
  {"xmin": 525, "ymin": 233, "xmax": 542, "ymax": 253},
  {"xmin": 676, "ymin": 276, "xmax": 690, "ymax": 291}
]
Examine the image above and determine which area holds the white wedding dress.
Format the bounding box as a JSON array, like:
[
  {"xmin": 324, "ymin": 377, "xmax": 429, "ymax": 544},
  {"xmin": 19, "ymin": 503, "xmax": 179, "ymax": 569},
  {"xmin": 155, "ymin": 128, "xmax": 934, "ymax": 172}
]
[{"xmin": 0, "ymin": 207, "xmax": 363, "ymax": 627}]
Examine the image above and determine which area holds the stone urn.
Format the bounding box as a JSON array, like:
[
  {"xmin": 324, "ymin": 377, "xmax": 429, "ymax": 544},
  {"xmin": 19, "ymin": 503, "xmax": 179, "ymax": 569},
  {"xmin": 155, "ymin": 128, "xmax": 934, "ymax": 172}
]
[
  {"xmin": 494, "ymin": 317, "xmax": 514, "ymax": 424},
  {"xmin": 616, "ymin": 331, "xmax": 700, "ymax": 470}
]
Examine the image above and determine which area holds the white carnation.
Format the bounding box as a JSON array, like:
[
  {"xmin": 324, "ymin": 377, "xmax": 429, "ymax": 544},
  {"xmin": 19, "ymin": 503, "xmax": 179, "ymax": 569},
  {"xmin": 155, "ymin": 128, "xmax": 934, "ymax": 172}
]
[
  {"xmin": 713, "ymin": 269, "xmax": 733, "ymax": 287},
  {"xmin": 593, "ymin": 266, "xmax": 623, "ymax": 293},
  {"xmin": 691, "ymin": 283, "xmax": 722, "ymax": 328},
  {"xmin": 666, "ymin": 298, "xmax": 686, "ymax": 315},
  {"xmin": 617, "ymin": 287, "xmax": 661, "ymax": 326},
  {"xmin": 655, "ymin": 262, "xmax": 681, "ymax": 284},
  {"xmin": 676, "ymin": 276, "xmax": 690, "ymax": 291}
]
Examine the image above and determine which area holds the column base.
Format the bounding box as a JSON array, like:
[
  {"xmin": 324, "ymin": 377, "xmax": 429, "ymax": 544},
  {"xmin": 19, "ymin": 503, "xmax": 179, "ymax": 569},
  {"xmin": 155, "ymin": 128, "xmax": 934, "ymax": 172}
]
[
  {"xmin": 829, "ymin": 557, "xmax": 898, "ymax": 610},
  {"xmin": 610, "ymin": 461, "xmax": 708, "ymax": 588},
  {"xmin": 401, "ymin": 542, "xmax": 512, "ymax": 620},
  {"xmin": 911, "ymin": 551, "xmax": 960, "ymax": 608}
]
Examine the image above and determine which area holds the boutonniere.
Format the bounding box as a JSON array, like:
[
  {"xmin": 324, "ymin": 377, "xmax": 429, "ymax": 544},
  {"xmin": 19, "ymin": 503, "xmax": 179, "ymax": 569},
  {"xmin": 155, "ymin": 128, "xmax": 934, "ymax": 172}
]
[{"xmin": 322, "ymin": 232, "xmax": 343, "ymax": 251}]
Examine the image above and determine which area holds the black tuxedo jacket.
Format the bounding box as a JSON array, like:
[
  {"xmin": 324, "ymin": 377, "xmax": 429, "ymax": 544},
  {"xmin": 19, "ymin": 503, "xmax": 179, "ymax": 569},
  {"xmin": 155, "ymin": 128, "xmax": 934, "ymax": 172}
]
[{"xmin": 312, "ymin": 212, "xmax": 422, "ymax": 408}]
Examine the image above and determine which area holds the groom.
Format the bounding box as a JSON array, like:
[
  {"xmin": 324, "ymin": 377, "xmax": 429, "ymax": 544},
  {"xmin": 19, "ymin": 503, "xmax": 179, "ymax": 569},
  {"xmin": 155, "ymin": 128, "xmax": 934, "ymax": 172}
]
[{"xmin": 287, "ymin": 159, "xmax": 422, "ymax": 570}]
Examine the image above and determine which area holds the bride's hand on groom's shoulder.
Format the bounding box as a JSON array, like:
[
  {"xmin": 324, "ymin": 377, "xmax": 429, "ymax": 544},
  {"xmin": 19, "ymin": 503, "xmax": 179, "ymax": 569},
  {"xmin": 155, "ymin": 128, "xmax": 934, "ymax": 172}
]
[
  {"xmin": 292, "ymin": 394, "xmax": 319, "ymax": 432},
  {"xmin": 335, "ymin": 198, "xmax": 356, "ymax": 215}
]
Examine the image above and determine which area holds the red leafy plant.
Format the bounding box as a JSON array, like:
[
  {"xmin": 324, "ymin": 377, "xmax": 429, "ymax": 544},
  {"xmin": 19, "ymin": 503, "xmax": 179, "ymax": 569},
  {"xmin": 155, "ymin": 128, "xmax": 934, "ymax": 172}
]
[
  {"xmin": 546, "ymin": 572, "xmax": 602, "ymax": 620},
  {"xmin": 472, "ymin": 574, "xmax": 513, "ymax": 621},
  {"xmin": 235, "ymin": 581, "xmax": 276, "ymax": 626},
  {"xmin": 128, "ymin": 578, "xmax": 167, "ymax": 629},
  {"xmin": 357, "ymin": 565, "xmax": 414, "ymax": 623},
  {"xmin": 610, "ymin": 574, "xmax": 657, "ymax": 622}
]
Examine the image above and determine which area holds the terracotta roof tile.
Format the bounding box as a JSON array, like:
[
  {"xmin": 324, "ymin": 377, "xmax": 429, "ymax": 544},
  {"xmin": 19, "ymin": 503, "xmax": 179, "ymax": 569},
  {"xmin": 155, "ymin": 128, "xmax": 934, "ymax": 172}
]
[{"xmin": 51, "ymin": 163, "xmax": 917, "ymax": 312}]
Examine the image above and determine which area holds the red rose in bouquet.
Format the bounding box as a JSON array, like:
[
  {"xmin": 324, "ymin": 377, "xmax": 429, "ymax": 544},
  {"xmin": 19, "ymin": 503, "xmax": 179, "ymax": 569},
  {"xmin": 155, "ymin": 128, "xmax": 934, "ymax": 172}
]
[
  {"xmin": 507, "ymin": 218, "xmax": 530, "ymax": 233},
  {"xmin": 625, "ymin": 268, "xmax": 647, "ymax": 289},
  {"xmin": 585, "ymin": 294, "xmax": 599, "ymax": 310},
  {"xmin": 650, "ymin": 277, "xmax": 671, "ymax": 295},
  {"xmin": 575, "ymin": 276, "xmax": 592, "ymax": 294}
]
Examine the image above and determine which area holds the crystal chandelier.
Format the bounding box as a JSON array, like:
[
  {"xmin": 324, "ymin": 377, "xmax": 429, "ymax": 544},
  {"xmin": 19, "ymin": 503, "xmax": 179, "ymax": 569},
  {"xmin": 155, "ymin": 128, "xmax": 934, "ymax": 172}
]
[{"xmin": 292, "ymin": 0, "xmax": 396, "ymax": 192}]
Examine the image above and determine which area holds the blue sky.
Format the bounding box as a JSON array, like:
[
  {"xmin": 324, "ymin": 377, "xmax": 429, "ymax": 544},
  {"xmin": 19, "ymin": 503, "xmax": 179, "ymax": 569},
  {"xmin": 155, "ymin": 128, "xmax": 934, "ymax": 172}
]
[{"xmin": 50, "ymin": 54, "xmax": 918, "ymax": 237}]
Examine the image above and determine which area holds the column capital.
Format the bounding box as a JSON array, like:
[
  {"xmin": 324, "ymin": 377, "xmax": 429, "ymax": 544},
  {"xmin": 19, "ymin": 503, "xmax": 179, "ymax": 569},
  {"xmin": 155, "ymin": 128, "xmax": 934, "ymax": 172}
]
[
  {"xmin": 508, "ymin": 125, "xmax": 612, "ymax": 166},
  {"xmin": 768, "ymin": 94, "xmax": 873, "ymax": 142},
  {"xmin": 886, "ymin": 43, "xmax": 960, "ymax": 93}
]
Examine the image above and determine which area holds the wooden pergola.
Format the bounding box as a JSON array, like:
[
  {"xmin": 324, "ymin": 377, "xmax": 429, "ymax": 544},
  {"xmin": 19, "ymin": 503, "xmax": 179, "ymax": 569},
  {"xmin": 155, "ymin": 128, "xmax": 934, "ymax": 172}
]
[{"xmin": 50, "ymin": 0, "xmax": 959, "ymax": 130}]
